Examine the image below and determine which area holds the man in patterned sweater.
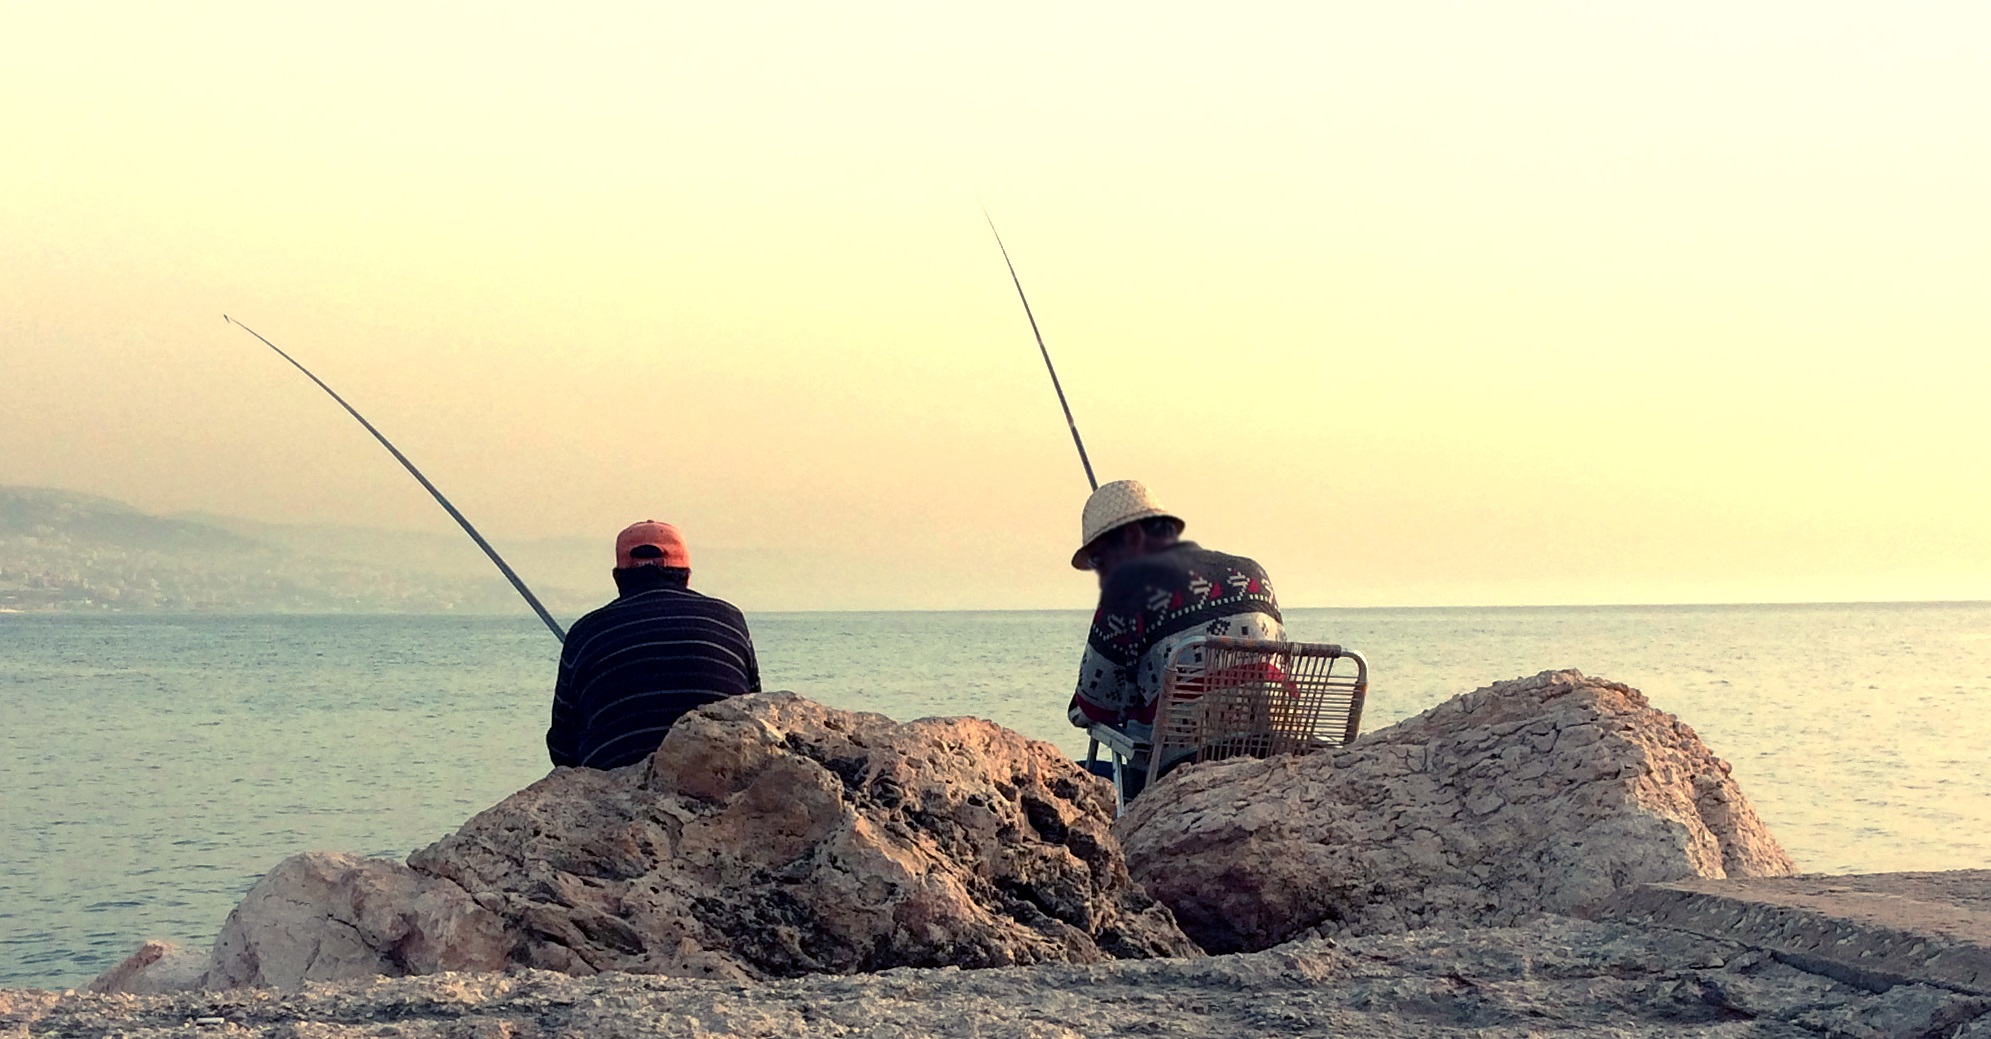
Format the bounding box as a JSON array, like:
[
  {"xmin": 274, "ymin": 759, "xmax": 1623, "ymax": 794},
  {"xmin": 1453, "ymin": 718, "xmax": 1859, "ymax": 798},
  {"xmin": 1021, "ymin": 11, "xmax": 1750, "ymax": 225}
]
[
  {"xmin": 1066, "ymin": 480, "xmax": 1284, "ymax": 747},
  {"xmin": 547, "ymin": 520, "xmax": 760, "ymax": 770}
]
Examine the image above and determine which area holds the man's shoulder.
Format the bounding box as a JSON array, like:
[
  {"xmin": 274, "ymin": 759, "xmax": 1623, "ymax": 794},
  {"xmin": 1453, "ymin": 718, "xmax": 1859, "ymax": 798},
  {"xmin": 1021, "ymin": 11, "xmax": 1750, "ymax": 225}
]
[
  {"xmin": 572, "ymin": 588, "xmax": 747, "ymax": 636},
  {"xmin": 1108, "ymin": 543, "xmax": 1267, "ymax": 589},
  {"xmin": 686, "ymin": 591, "xmax": 751, "ymax": 630},
  {"xmin": 1095, "ymin": 543, "xmax": 1279, "ymax": 628},
  {"xmin": 1171, "ymin": 539, "xmax": 1262, "ymax": 564},
  {"xmin": 1187, "ymin": 544, "xmax": 1271, "ymax": 579},
  {"xmin": 567, "ymin": 598, "xmax": 618, "ymax": 633},
  {"xmin": 635, "ymin": 590, "xmax": 755, "ymax": 644}
]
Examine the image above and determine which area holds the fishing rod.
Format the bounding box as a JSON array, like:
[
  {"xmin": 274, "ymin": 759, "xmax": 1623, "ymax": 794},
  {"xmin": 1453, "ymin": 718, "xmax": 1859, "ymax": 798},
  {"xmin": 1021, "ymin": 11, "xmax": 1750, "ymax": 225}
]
[
  {"xmin": 982, "ymin": 211, "xmax": 1099, "ymax": 492},
  {"xmin": 223, "ymin": 316, "xmax": 568, "ymax": 643}
]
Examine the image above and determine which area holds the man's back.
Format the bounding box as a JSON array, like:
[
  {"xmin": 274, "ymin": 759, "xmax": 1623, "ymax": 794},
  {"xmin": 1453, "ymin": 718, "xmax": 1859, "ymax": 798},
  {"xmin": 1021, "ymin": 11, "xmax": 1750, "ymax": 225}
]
[
  {"xmin": 1091, "ymin": 542, "xmax": 1281, "ymax": 658},
  {"xmin": 1072, "ymin": 540, "xmax": 1283, "ymax": 726},
  {"xmin": 547, "ymin": 567, "xmax": 760, "ymax": 769}
]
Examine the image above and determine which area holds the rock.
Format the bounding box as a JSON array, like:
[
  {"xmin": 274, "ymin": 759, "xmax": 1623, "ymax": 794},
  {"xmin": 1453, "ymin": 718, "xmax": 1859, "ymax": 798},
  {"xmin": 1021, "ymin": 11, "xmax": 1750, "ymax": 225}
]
[
  {"xmin": 86, "ymin": 940, "xmax": 207, "ymax": 994},
  {"xmin": 1116, "ymin": 669, "xmax": 1796, "ymax": 953},
  {"xmin": 13, "ymin": 916, "xmax": 1990, "ymax": 1038},
  {"xmin": 205, "ymin": 851, "xmax": 511, "ymax": 988},
  {"xmin": 1601, "ymin": 870, "xmax": 1991, "ymax": 996},
  {"xmin": 400, "ymin": 692, "xmax": 1193, "ymax": 980},
  {"xmin": 1792, "ymin": 983, "xmax": 1991, "ymax": 1039},
  {"xmin": 170, "ymin": 694, "xmax": 1189, "ymax": 990}
]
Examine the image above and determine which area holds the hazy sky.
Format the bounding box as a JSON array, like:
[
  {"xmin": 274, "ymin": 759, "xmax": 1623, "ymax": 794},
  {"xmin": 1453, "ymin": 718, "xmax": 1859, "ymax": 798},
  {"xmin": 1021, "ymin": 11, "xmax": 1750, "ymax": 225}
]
[{"xmin": 4, "ymin": 3, "xmax": 1987, "ymax": 610}]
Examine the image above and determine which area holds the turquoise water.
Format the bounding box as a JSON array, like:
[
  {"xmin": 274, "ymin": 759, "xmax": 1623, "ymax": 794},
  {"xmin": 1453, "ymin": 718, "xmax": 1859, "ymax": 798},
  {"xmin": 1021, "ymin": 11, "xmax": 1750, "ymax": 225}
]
[{"xmin": 2, "ymin": 604, "xmax": 1988, "ymax": 988}]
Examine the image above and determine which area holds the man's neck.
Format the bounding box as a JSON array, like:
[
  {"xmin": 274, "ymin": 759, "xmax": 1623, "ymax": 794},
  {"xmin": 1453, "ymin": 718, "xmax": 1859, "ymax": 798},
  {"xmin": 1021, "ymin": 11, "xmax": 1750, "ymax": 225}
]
[{"xmin": 614, "ymin": 565, "xmax": 691, "ymax": 597}]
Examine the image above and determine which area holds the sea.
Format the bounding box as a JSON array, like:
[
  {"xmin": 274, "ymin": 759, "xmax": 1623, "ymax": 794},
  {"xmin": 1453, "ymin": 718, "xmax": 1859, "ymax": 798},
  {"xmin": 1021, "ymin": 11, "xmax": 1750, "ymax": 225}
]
[{"xmin": 2, "ymin": 603, "xmax": 1988, "ymax": 989}]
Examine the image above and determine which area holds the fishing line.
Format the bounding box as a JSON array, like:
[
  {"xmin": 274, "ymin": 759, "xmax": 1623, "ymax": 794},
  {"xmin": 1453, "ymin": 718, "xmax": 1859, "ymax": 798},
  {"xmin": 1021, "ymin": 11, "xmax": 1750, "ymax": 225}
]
[
  {"xmin": 223, "ymin": 316, "xmax": 568, "ymax": 643},
  {"xmin": 982, "ymin": 210, "xmax": 1099, "ymax": 492}
]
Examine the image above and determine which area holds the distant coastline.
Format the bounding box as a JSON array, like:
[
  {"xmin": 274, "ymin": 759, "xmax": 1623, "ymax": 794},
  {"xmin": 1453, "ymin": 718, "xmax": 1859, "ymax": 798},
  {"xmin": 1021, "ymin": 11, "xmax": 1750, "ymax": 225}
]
[
  {"xmin": 0, "ymin": 485, "xmax": 596, "ymax": 615},
  {"xmin": 9, "ymin": 485, "xmax": 1989, "ymax": 616}
]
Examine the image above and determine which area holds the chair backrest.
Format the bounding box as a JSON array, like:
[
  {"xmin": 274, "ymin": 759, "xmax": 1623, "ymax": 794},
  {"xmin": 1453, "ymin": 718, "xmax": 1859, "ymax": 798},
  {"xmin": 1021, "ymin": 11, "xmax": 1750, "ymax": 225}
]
[{"xmin": 1147, "ymin": 636, "xmax": 1367, "ymax": 782}]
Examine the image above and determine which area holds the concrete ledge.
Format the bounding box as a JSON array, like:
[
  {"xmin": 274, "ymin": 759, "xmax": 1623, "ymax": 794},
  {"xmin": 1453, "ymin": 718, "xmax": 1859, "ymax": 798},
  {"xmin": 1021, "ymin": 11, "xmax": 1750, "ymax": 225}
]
[{"xmin": 1598, "ymin": 870, "xmax": 1991, "ymax": 996}]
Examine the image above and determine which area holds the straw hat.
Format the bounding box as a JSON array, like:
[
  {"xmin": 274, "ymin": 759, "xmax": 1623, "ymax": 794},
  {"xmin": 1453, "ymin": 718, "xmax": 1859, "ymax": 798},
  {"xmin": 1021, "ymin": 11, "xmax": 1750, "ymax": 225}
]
[{"xmin": 1072, "ymin": 479, "xmax": 1183, "ymax": 570}]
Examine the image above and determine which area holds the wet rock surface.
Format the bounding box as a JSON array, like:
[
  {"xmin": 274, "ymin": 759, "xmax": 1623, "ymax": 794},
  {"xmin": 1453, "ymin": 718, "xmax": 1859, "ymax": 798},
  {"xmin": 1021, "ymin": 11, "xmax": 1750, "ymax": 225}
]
[
  {"xmin": 1116, "ymin": 669, "xmax": 1797, "ymax": 952},
  {"xmin": 17, "ymin": 916, "xmax": 1991, "ymax": 1038}
]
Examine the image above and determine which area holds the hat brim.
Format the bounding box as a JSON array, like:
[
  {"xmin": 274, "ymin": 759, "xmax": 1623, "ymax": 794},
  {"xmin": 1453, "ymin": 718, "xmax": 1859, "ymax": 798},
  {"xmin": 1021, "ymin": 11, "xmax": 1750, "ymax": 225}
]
[{"xmin": 1071, "ymin": 510, "xmax": 1182, "ymax": 570}]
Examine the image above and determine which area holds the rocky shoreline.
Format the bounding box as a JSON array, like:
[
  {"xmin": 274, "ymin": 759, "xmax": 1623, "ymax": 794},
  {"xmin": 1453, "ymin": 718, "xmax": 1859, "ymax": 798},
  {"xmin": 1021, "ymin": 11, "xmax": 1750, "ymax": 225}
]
[
  {"xmin": 9, "ymin": 898, "xmax": 1991, "ymax": 1038},
  {"xmin": 6, "ymin": 671, "xmax": 1987, "ymax": 1037}
]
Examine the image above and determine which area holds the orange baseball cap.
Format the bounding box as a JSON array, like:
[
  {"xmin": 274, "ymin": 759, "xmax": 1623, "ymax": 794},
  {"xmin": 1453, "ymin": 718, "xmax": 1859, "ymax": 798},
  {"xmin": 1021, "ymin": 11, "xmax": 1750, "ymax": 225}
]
[{"xmin": 614, "ymin": 520, "xmax": 690, "ymax": 569}]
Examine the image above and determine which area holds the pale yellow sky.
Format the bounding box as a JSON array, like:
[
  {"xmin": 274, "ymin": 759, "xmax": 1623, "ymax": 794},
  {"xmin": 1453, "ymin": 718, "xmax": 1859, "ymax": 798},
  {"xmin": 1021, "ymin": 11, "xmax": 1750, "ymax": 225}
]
[{"xmin": 3, "ymin": 3, "xmax": 1987, "ymax": 610}]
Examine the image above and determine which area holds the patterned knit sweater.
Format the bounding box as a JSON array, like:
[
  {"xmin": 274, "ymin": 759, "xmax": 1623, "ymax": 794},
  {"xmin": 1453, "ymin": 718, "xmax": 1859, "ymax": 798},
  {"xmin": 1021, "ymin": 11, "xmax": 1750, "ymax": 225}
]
[{"xmin": 1068, "ymin": 542, "xmax": 1283, "ymax": 727}]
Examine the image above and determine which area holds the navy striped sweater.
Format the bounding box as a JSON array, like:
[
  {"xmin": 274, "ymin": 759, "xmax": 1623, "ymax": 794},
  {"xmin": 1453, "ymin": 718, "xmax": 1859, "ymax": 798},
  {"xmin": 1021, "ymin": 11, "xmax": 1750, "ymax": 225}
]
[{"xmin": 547, "ymin": 568, "xmax": 760, "ymax": 769}]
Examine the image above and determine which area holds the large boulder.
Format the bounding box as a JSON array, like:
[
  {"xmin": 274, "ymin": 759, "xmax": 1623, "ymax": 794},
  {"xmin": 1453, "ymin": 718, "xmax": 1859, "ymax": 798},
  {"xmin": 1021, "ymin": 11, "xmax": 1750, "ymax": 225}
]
[
  {"xmin": 398, "ymin": 692, "xmax": 1193, "ymax": 980},
  {"xmin": 1116, "ymin": 669, "xmax": 1796, "ymax": 953},
  {"xmin": 148, "ymin": 695, "xmax": 1190, "ymax": 990},
  {"xmin": 204, "ymin": 851, "xmax": 512, "ymax": 988}
]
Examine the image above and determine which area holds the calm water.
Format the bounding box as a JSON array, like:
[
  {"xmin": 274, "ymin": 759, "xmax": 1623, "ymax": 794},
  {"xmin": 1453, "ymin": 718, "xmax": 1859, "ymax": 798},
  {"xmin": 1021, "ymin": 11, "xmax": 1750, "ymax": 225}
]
[{"xmin": 2, "ymin": 604, "xmax": 1988, "ymax": 988}]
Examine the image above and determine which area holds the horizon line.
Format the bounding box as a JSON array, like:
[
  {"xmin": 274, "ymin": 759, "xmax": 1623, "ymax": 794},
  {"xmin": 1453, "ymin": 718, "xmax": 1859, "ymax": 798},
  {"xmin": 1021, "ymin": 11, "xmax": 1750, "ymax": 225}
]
[{"xmin": 7, "ymin": 598, "xmax": 1990, "ymax": 619}]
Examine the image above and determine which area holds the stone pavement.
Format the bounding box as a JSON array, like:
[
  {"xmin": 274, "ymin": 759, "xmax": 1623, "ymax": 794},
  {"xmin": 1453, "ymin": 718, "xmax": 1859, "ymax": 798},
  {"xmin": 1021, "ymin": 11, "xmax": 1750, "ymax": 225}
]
[{"xmin": 1601, "ymin": 870, "xmax": 1991, "ymax": 997}]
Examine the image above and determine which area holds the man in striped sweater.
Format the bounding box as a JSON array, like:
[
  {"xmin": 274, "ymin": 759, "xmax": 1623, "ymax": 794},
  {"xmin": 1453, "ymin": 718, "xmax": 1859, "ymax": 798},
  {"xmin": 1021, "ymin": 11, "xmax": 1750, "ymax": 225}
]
[{"xmin": 546, "ymin": 520, "xmax": 761, "ymax": 770}]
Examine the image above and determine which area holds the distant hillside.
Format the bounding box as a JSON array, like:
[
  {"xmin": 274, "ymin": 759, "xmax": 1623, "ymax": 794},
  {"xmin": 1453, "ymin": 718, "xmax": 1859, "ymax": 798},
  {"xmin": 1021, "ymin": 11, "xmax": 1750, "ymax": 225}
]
[
  {"xmin": 0, "ymin": 487, "xmax": 594, "ymax": 614},
  {"xmin": 175, "ymin": 511, "xmax": 605, "ymax": 593}
]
